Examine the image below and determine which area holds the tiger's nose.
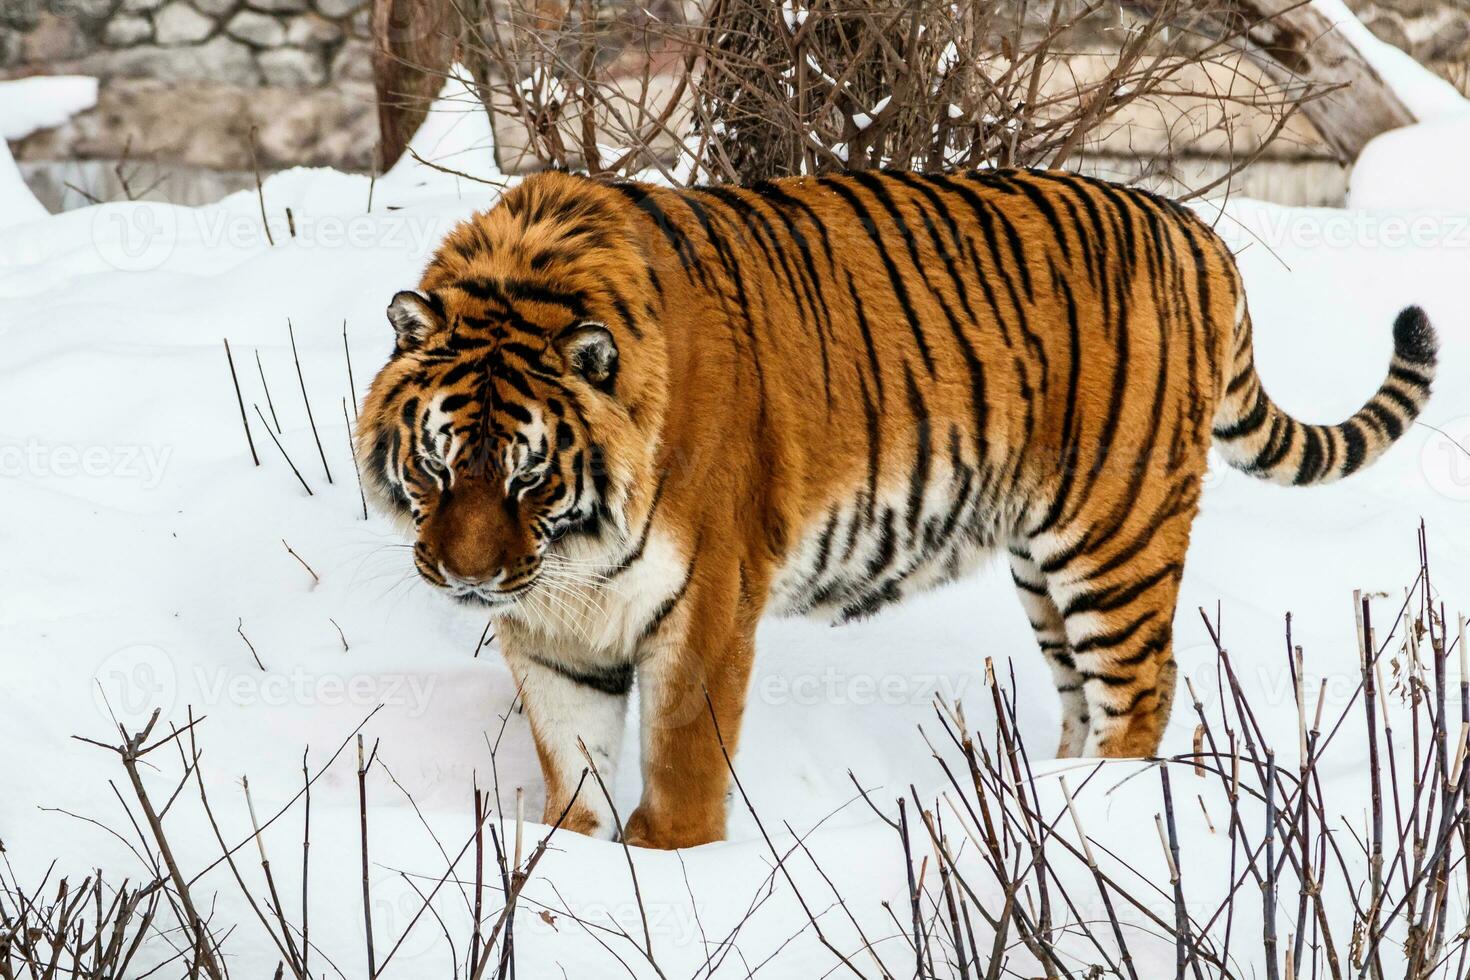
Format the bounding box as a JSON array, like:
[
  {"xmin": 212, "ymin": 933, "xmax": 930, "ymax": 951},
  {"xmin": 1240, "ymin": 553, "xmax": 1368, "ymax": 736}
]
[
  {"xmin": 432, "ymin": 549, "xmax": 540, "ymax": 591},
  {"xmin": 434, "ymin": 534, "xmax": 505, "ymax": 586},
  {"xmin": 415, "ymin": 540, "xmax": 491, "ymax": 588},
  {"xmin": 442, "ymin": 566, "xmax": 502, "ymax": 589}
]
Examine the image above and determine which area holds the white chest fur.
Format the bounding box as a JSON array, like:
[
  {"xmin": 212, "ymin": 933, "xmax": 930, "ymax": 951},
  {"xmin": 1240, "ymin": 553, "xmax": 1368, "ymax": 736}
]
[{"xmin": 501, "ymin": 529, "xmax": 688, "ymax": 664}]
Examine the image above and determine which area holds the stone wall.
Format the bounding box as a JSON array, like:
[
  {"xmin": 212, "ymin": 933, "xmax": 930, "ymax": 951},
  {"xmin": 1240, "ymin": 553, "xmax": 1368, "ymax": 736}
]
[
  {"xmin": 2, "ymin": 0, "xmax": 378, "ymax": 209},
  {"xmin": 1348, "ymin": 0, "xmax": 1470, "ymax": 89},
  {"xmin": 4, "ymin": 0, "xmax": 1469, "ymax": 210}
]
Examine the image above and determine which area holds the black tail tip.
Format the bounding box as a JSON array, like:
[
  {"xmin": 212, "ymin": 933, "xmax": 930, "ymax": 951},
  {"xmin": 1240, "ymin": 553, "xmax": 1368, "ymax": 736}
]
[{"xmin": 1393, "ymin": 305, "xmax": 1437, "ymax": 365}]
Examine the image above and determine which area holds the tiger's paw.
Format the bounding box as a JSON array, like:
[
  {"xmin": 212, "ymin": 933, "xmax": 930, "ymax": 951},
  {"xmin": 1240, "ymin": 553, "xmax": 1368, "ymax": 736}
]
[
  {"xmin": 621, "ymin": 806, "xmax": 724, "ymax": 850},
  {"xmin": 549, "ymin": 800, "xmax": 614, "ymax": 841}
]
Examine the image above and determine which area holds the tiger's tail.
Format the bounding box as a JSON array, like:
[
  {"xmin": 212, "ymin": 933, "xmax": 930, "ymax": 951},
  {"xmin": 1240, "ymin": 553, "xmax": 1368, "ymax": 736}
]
[{"xmin": 1212, "ymin": 298, "xmax": 1438, "ymax": 486}]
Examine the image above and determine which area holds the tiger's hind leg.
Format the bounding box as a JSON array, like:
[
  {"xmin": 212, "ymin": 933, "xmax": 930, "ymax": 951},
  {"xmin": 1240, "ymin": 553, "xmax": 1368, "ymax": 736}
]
[
  {"xmin": 1023, "ymin": 481, "xmax": 1199, "ymax": 759},
  {"xmin": 1009, "ymin": 547, "xmax": 1088, "ymax": 758}
]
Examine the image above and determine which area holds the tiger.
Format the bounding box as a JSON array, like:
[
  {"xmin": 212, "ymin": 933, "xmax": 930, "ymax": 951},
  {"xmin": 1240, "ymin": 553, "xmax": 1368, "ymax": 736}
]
[{"xmin": 355, "ymin": 167, "xmax": 1437, "ymax": 849}]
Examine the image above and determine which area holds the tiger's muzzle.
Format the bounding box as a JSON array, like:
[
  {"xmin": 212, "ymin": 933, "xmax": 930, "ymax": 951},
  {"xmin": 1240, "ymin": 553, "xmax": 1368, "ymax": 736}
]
[{"xmin": 415, "ymin": 474, "xmax": 542, "ymax": 607}]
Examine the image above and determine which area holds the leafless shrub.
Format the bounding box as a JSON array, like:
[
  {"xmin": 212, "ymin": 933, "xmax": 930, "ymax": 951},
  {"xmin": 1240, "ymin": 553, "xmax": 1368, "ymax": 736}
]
[
  {"xmin": 423, "ymin": 0, "xmax": 1330, "ymax": 197},
  {"xmin": 0, "ymin": 861, "xmax": 166, "ymax": 980},
  {"xmin": 841, "ymin": 522, "xmax": 1470, "ymax": 978}
]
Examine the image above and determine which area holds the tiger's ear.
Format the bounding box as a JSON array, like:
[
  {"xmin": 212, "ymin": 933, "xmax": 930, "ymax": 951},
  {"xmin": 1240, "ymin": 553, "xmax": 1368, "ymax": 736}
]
[
  {"xmin": 558, "ymin": 322, "xmax": 618, "ymax": 391},
  {"xmin": 387, "ymin": 290, "xmax": 440, "ymax": 352}
]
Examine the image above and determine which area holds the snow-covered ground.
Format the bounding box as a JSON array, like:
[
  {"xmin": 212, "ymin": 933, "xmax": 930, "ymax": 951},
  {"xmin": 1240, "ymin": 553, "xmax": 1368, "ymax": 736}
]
[{"xmin": 3, "ymin": 71, "xmax": 1470, "ymax": 976}]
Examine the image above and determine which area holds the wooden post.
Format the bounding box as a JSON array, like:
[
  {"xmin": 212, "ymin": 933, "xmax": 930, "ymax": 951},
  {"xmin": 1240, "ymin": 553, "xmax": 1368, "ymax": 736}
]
[{"xmin": 371, "ymin": 0, "xmax": 457, "ymax": 170}]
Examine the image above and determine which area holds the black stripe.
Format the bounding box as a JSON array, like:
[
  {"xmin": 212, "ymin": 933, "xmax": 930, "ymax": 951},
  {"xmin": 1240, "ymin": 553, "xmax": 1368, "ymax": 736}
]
[
  {"xmin": 702, "ymin": 186, "xmax": 833, "ymax": 401},
  {"xmin": 637, "ymin": 556, "xmax": 697, "ymax": 644},
  {"xmin": 817, "ymin": 176, "xmax": 936, "ymax": 373},
  {"xmin": 525, "ymin": 654, "xmax": 633, "ymax": 696},
  {"xmin": 1390, "ymin": 364, "xmax": 1432, "ymax": 388},
  {"xmin": 902, "ymin": 362, "xmax": 933, "ymax": 539},
  {"xmin": 1379, "ymin": 384, "xmax": 1419, "ymax": 416},
  {"xmin": 1072, "ymin": 610, "xmax": 1158, "ymax": 656},
  {"xmin": 611, "ymin": 183, "xmax": 699, "ymax": 274},
  {"xmin": 1099, "ymin": 685, "xmax": 1157, "ymax": 716},
  {"xmin": 1294, "ymin": 425, "xmax": 1325, "ymax": 485},
  {"xmin": 607, "ymin": 478, "xmax": 665, "ymax": 578},
  {"xmin": 1249, "ymin": 412, "xmax": 1297, "ymax": 472},
  {"xmin": 1012, "ymin": 575, "xmax": 1046, "ymax": 596},
  {"xmin": 1214, "ymin": 389, "xmax": 1269, "ymax": 440},
  {"xmin": 1362, "ymin": 400, "xmax": 1404, "ymax": 440},
  {"xmin": 1062, "ymin": 563, "xmax": 1180, "ymax": 619},
  {"xmin": 1341, "ymin": 420, "xmax": 1368, "ymax": 476},
  {"xmin": 500, "ymin": 279, "xmax": 589, "ymax": 318}
]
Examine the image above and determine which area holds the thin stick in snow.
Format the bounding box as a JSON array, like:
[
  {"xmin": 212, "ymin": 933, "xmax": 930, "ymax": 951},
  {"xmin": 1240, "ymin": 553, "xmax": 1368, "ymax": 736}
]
[
  {"xmin": 1262, "ymin": 750, "xmax": 1280, "ymax": 980},
  {"xmin": 473, "ymin": 617, "xmax": 494, "ymax": 659},
  {"xmin": 256, "ymin": 349, "xmax": 282, "ymax": 434},
  {"xmin": 224, "ymin": 338, "xmax": 259, "ymax": 466},
  {"xmin": 1361, "ymin": 594, "xmax": 1387, "ymax": 980},
  {"xmin": 702, "ymin": 689, "xmax": 870, "ymax": 980},
  {"xmin": 301, "ymin": 748, "xmax": 311, "ymax": 980},
  {"xmin": 282, "ymin": 539, "xmax": 320, "ymax": 586},
  {"xmin": 248, "ymin": 126, "xmax": 275, "ymax": 247},
  {"xmin": 287, "ymin": 319, "xmax": 333, "ymax": 484},
  {"xmin": 367, "ymin": 150, "xmax": 377, "ymax": 214},
  {"xmin": 243, "ymin": 774, "xmax": 305, "ymax": 975},
  {"xmin": 343, "ymin": 398, "xmax": 367, "ymax": 520},
  {"xmin": 358, "ymin": 734, "xmax": 377, "ymax": 979},
  {"xmin": 254, "ymin": 404, "xmax": 313, "ymax": 496},
  {"xmin": 237, "ymin": 617, "xmax": 265, "ymax": 671},
  {"xmin": 343, "ymin": 319, "xmax": 358, "ymax": 422},
  {"xmin": 574, "ymin": 740, "xmax": 656, "ymax": 965},
  {"xmin": 470, "ymin": 786, "xmax": 484, "ymax": 979}
]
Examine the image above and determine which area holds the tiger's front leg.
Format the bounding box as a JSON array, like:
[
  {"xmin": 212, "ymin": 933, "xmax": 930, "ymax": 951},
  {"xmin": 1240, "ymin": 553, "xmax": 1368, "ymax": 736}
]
[
  {"xmin": 500, "ymin": 623, "xmax": 633, "ymax": 839},
  {"xmin": 624, "ymin": 557, "xmax": 759, "ymax": 849}
]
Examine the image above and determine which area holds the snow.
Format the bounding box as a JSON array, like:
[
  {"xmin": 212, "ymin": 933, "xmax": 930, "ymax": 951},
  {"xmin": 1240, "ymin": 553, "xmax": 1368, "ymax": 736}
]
[
  {"xmin": 380, "ymin": 66, "xmax": 505, "ymax": 193},
  {"xmin": 0, "ymin": 139, "xmax": 45, "ymax": 229},
  {"xmin": 1319, "ymin": 0, "xmax": 1470, "ymax": 212},
  {"xmin": 1350, "ymin": 113, "xmax": 1470, "ymax": 210},
  {"xmin": 1314, "ymin": 0, "xmax": 1470, "ymax": 123},
  {"xmin": 0, "ymin": 75, "xmax": 98, "ymax": 140},
  {"xmin": 852, "ymin": 95, "xmax": 891, "ymax": 131},
  {"xmin": 779, "ymin": 2, "xmax": 808, "ymax": 32},
  {"xmin": 0, "ymin": 76, "xmax": 97, "ymax": 230},
  {"xmin": 4, "ymin": 126, "xmax": 1470, "ymax": 976}
]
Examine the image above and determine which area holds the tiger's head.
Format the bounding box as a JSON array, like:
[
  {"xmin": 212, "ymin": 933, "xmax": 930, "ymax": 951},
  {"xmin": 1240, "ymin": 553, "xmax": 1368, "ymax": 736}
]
[{"xmin": 355, "ymin": 172, "xmax": 667, "ymax": 611}]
